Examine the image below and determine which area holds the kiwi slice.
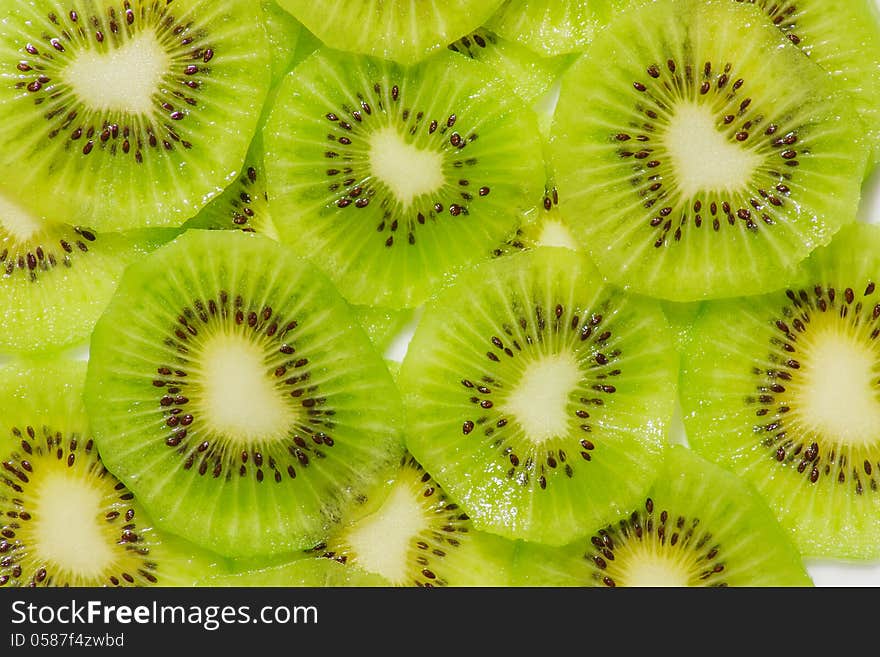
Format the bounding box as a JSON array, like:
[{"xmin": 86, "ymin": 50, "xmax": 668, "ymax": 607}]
[
  {"xmin": 680, "ymin": 222, "xmax": 880, "ymax": 560},
  {"xmin": 398, "ymin": 247, "xmax": 679, "ymax": 546},
  {"xmin": 353, "ymin": 305, "xmax": 413, "ymax": 356},
  {"xmin": 0, "ymin": 188, "xmax": 175, "ymax": 355},
  {"xmin": 273, "ymin": 0, "xmax": 505, "ymax": 64},
  {"xmin": 486, "ymin": 0, "xmax": 611, "ymax": 56},
  {"xmin": 0, "ymin": 358, "xmax": 221, "ymax": 587},
  {"xmin": 549, "ymin": 0, "xmax": 869, "ymax": 302},
  {"xmin": 263, "ymin": 47, "xmax": 546, "ymax": 309},
  {"xmin": 260, "ymin": 0, "xmax": 301, "ymax": 86},
  {"xmin": 512, "ymin": 445, "xmax": 813, "ymax": 587},
  {"xmin": 492, "ymin": 184, "xmax": 579, "ymax": 258},
  {"xmin": 0, "ymin": 0, "xmax": 271, "ymax": 231},
  {"xmin": 739, "ymin": 0, "xmax": 880, "ymax": 166},
  {"xmin": 299, "ymin": 454, "xmax": 517, "ymax": 587},
  {"xmin": 447, "ymin": 28, "xmax": 575, "ymax": 107},
  {"xmin": 199, "ymin": 556, "xmax": 389, "ymax": 587},
  {"xmin": 84, "ymin": 229, "xmax": 405, "ymax": 558}
]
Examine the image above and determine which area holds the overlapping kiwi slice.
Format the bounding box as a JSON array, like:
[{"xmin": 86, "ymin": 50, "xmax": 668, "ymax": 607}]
[
  {"xmin": 512, "ymin": 445, "xmax": 812, "ymax": 586},
  {"xmin": 262, "ymin": 47, "xmax": 546, "ymax": 309},
  {"xmin": 0, "ymin": 188, "xmax": 175, "ymax": 355},
  {"xmin": 273, "ymin": 0, "xmax": 505, "ymax": 64},
  {"xmin": 681, "ymin": 222, "xmax": 880, "ymax": 560},
  {"xmin": 84, "ymin": 229, "xmax": 405, "ymax": 558},
  {"xmin": 492, "ymin": 184, "xmax": 579, "ymax": 258},
  {"xmin": 0, "ymin": 358, "xmax": 221, "ymax": 587},
  {"xmin": 398, "ymin": 247, "xmax": 679, "ymax": 546},
  {"xmin": 0, "ymin": 0, "xmax": 271, "ymax": 231},
  {"xmin": 486, "ymin": 0, "xmax": 612, "ymax": 56},
  {"xmin": 550, "ymin": 0, "xmax": 869, "ymax": 302}
]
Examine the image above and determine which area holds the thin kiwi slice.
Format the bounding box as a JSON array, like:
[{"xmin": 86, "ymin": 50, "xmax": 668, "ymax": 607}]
[
  {"xmin": 299, "ymin": 454, "xmax": 518, "ymax": 587},
  {"xmin": 0, "ymin": 188, "xmax": 175, "ymax": 355},
  {"xmin": 512, "ymin": 445, "xmax": 813, "ymax": 587},
  {"xmin": 263, "ymin": 47, "xmax": 546, "ymax": 309},
  {"xmin": 273, "ymin": 0, "xmax": 505, "ymax": 64},
  {"xmin": 84, "ymin": 229, "xmax": 405, "ymax": 559},
  {"xmin": 549, "ymin": 0, "xmax": 869, "ymax": 302},
  {"xmin": 0, "ymin": 0, "xmax": 271, "ymax": 231},
  {"xmin": 738, "ymin": 0, "xmax": 880, "ymax": 166},
  {"xmin": 260, "ymin": 0, "xmax": 301, "ymax": 86},
  {"xmin": 486, "ymin": 0, "xmax": 611, "ymax": 57},
  {"xmin": 199, "ymin": 556, "xmax": 389, "ymax": 587},
  {"xmin": 680, "ymin": 222, "xmax": 880, "ymax": 560},
  {"xmin": 0, "ymin": 358, "xmax": 222, "ymax": 587},
  {"xmin": 398, "ymin": 247, "xmax": 679, "ymax": 546}
]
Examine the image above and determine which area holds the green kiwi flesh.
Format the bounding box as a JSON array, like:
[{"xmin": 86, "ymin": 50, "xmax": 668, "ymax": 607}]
[
  {"xmin": 199, "ymin": 555, "xmax": 389, "ymax": 587},
  {"xmin": 681, "ymin": 222, "xmax": 880, "ymax": 559},
  {"xmin": 512, "ymin": 445, "xmax": 813, "ymax": 586},
  {"xmin": 263, "ymin": 47, "xmax": 545, "ymax": 309},
  {"xmin": 84, "ymin": 229, "xmax": 405, "ymax": 558},
  {"xmin": 398, "ymin": 247, "xmax": 679, "ymax": 546},
  {"xmin": 486, "ymin": 0, "xmax": 611, "ymax": 56},
  {"xmin": 0, "ymin": 0, "xmax": 271, "ymax": 231},
  {"xmin": 549, "ymin": 0, "xmax": 869, "ymax": 302},
  {"xmin": 0, "ymin": 358, "xmax": 221, "ymax": 586},
  {"xmin": 274, "ymin": 0, "xmax": 505, "ymax": 64}
]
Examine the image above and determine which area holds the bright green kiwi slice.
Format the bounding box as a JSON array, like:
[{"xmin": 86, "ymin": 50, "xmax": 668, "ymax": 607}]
[
  {"xmin": 274, "ymin": 0, "xmax": 505, "ymax": 64},
  {"xmin": 486, "ymin": 0, "xmax": 611, "ymax": 56},
  {"xmin": 200, "ymin": 556, "xmax": 389, "ymax": 587},
  {"xmin": 0, "ymin": 188, "xmax": 175, "ymax": 355},
  {"xmin": 0, "ymin": 0, "xmax": 271, "ymax": 231},
  {"xmin": 398, "ymin": 247, "xmax": 679, "ymax": 546},
  {"xmin": 549, "ymin": 0, "xmax": 869, "ymax": 302},
  {"xmin": 299, "ymin": 454, "xmax": 517, "ymax": 587},
  {"xmin": 260, "ymin": 0, "xmax": 301, "ymax": 87},
  {"xmin": 263, "ymin": 48, "xmax": 545, "ymax": 309},
  {"xmin": 512, "ymin": 445, "xmax": 813, "ymax": 587},
  {"xmin": 737, "ymin": 0, "xmax": 880, "ymax": 166},
  {"xmin": 84, "ymin": 229, "xmax": 405, "ymax": 559},
  {"xmin": 681, "ymin": 222, "xmax": 880, "ymax": 560},
  {"xmin": 0, "ymin": 358, "xmax": 221, "ymax": 587}
]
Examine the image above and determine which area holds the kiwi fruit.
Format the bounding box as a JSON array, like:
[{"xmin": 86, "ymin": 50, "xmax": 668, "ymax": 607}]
[
  {"xmin": 260, "ymin": 0, "xmax": 301, "ymax": 86},
  {"xmin": 486, "ymin": 0, "xmax": 612, "ymax": 56},
  {"xmin": 199, "ymin": 555, "xmax": 389, "ymax": 587},
  {"xmin": 398, "ymin": 246, "xmax": 679, "ymax": 546},
  {"xmin": 549, "ymin": 0, "xmax": 869, "ymax": 302},
  {"xmin": 83, "ymin": 229, "xmax": 405, "ymax": 559},
  {"xmin": 680, "ymin": 222, "xmax": 880, "ymax": 560},
  {"xmin": 353, "ymin": 305, "xmax": 414, "ymax": 357},
  {"xmin": 735, "ymin": 0, "xmax": 880, "ymax": 167},
  {"xmin": 492, "ymin": 184, "xmax": 579, "ymax": 258},
  {"xmin": 0, "ymin": 0, "xmax": 272, "ymax": 232},
  {"xmin": 512, "ymin": 445, "xmax": 813, "ymax": 586},
  {"xmin": 299, "ymin": 454, "xmax": 518, "ymax": 587},
  {"xmin": 273, "ymin": 0, "xmax": 506, "ymax": 64},
  {"xmin": 0, "ymin": 358, "xmax": 222, "ymax": 586},
  {"xmin": 262, "ymin": 47, "xmax": 546, "ymax": 309},
  {"xmin": 0, "ymin": 187, "xmax": 176, "ymax": 355}
]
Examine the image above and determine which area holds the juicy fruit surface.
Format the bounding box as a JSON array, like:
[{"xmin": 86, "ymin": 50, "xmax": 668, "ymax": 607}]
[
  {"xmin": 681, "ymin": 223, "xmax": 880, "ymax": 559},
  {"xmin": 275, "ymin": 0, "xmax": 505, "ymax": 63},
  {"xmin": 486, "ymin": 0, "xmax": 609, "ymax": 56},
  {"xmin": 263, "ymin": 48, "xmax": 545, "ymax": 308},
  {"xmin": 550, "ymin": 0, "xmax": 868, "ymax": 302},
  {"xmin": 0, "ymin": 0, "xmax": 271, "ymax": 231},
  {"xmin": 513, "ymin": 445, "xmax": 813, "ymax": 586},
  {"xmin": 399, "ymin": 247, "xmax": 679, "ymax": 545},
  {"xmin": 84, "ymin": 230, "xmax": 405, "ymax": 558},
  {"xmin": 0, "ymin": 359, "xmax": 219, "ymax": 586}
]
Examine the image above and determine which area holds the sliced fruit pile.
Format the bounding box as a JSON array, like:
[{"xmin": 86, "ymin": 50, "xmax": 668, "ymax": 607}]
[{"xmin": 0, "ymin": 0, "xmax": 878, "ymax": 587}]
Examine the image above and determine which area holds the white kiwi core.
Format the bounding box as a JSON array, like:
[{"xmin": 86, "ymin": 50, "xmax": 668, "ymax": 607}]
[
  {"xmin": 195, "ymin": 331, "xmax": 296, "ymax": 443},
  {"xmin": 791, "ymin": 321, "xmax": 880, "ymax": 447},
  {"xmin": 613, "ymin": 543, "xmax": 694, "ymax": 587},
  {"xmin": 32, "ymin": 472, "xmax": 114, "ymax": 577},
  {"xmin": 64, "ymin": 31, "xmax": 170, "ymax": 115},
  {"xmin": 369, "ymin": 125, "xmax": 445, "ymax": 208},
  {"xmin": 663, "ymin": 101, "xmax": 762, "ymax": 198},
  {"xmin": 342, "ymin": 482, "xmax": 429, "ymax": 585},
  {"xmin": 503, "ymin": 353, "xmax": 582, "ymax": 443}
]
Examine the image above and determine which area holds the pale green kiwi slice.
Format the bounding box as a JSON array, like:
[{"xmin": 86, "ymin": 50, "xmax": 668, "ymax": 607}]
[
  {"xmin": 513, "ymin": 445, "xmax": 812, "ymax": 587},
  {"xmin": 398, "ymin": 247, "xmax": 679, "ymax": 546},
  {"xmin": 486, "ymin": 0, "xmax": 612, "ymax": 56},
  {"xmin": 84, "ymin": 229, "xmax": 405, "ymax": 559},
  {"xmin": 274, "ymin": 0, "xmax": 505, "ymax": 64},
  {"xmin": 0, "ymin": 0, "xmax": 271, "ymax": 231},
  {"xmin": 0, "ymin": 358, "xmax": 222, "ymax": 587},
  {"xmin": 681, "ymin": 222, "xmax": 880, "ymax": 559},
  {"xmin": 550, "ymin": 0, "xmax": 869, "ymax": 302},
  {"xmin": 263, "ymin": 47, "xmax": 545, "ymax": 309}
]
